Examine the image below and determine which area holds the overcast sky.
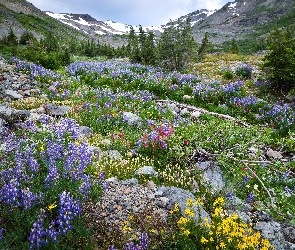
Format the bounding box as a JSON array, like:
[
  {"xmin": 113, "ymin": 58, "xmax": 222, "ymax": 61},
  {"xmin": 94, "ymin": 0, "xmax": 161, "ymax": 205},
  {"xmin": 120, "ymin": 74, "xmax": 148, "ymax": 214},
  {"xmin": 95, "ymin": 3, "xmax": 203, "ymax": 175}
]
[{"xmin": 27, "ymin": 0, "xmax": 230, "ymax": 26}]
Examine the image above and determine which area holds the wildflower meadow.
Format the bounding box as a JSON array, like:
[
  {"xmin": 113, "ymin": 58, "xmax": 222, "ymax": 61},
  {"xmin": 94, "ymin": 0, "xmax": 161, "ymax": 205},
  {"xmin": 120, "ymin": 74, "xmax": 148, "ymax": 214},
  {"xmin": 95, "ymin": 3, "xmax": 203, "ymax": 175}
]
[{"xmin": 0, "ymin": 54, "xmax": 294, "ymax": 249}]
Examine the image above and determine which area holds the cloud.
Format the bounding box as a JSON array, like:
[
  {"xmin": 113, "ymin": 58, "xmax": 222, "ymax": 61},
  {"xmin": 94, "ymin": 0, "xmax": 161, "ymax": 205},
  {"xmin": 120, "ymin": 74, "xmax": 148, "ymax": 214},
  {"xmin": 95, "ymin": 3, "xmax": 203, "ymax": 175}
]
[{"xmin": 27, "ymin": 0, "xmax": 229, "ymax": 26}]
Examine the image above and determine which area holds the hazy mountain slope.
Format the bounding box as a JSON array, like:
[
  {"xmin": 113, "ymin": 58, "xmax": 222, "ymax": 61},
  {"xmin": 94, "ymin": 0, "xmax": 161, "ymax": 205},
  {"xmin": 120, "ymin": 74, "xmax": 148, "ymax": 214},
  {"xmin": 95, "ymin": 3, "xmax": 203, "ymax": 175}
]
[
  {"xmin": 0, "ymin": 0, "xmax": 87, "ymax": 40},
  {"xmin": 45, "ymin": 12, "xmax": 165, "ymax": 36},
  {"xmin": 190, "ymin": 0, "xmax": 295, "ymax": 44}
]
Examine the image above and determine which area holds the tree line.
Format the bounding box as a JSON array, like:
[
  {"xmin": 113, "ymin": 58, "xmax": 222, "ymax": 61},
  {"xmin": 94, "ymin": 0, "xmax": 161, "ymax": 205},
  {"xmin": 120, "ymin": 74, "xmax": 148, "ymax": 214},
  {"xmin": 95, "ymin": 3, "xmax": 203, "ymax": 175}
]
[
  {"xmin": 0, "ymin": 19, "xmax": 212, "ymax": 71},
  {"xmin": 1, "ymin": 22, "xmax": 295, "ymax": 93}
]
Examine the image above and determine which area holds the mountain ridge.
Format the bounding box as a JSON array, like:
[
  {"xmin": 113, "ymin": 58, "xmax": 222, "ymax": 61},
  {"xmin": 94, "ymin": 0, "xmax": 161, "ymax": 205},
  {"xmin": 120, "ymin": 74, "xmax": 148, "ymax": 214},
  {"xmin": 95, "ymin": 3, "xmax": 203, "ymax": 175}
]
[{"xmin": 0, "ymin": 0, "xmax": 295, "ymax": 52}]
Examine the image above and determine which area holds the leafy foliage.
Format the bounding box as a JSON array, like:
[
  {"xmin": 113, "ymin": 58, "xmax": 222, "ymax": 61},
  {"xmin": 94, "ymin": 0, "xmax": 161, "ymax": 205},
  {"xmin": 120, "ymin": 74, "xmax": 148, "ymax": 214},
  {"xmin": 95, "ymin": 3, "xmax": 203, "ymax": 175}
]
[
  {"xmin": 262, "ymin": 27, "xmax": 295, "ymax": 92},
  {"xmin": 156, "ymin": 19, "xmax": 197, "ymax": 70}
]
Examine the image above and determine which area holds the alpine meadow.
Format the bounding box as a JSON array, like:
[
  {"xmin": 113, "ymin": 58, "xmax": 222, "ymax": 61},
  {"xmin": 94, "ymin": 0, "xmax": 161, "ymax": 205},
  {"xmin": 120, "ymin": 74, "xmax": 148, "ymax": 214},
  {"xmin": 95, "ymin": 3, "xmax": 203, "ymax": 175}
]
[{"xmin": 0, "ymin": 0, "xmax": 295, "ymax": 249}]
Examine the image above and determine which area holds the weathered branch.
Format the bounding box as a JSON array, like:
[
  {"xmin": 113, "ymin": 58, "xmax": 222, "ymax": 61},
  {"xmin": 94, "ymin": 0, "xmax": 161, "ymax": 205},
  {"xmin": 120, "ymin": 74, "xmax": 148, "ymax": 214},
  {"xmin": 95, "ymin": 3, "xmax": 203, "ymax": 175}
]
[{"xmin": 156, "ymin": 99, "xmax": 249, "ymax": 127}]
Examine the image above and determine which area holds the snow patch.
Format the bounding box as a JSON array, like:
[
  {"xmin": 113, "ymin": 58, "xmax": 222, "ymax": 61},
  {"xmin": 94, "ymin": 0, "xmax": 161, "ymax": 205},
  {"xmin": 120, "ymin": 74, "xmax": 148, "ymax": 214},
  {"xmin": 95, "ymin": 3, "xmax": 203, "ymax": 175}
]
[
  {"xmin": 59, "ymin": 20, "xmax": 80, "ymax": 30},
  {"xmin": 228, "ymin": 2, "xmax": 237, "ymax": 9},
  {"xmin": 105, "ymin": 20, "xmax": 130, "ymax": 33}
]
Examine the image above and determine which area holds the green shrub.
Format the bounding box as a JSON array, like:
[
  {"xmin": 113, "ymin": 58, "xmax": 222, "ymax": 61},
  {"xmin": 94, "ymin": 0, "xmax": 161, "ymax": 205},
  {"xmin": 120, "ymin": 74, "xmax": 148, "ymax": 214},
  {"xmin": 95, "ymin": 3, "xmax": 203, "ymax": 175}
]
[
  {"xmin": 262, "ymin": 28, "xmax": 295, "ymax": 92},
  {"xmin": 235, "ymin": 64, "xmax": 252, "ymax": 79}
]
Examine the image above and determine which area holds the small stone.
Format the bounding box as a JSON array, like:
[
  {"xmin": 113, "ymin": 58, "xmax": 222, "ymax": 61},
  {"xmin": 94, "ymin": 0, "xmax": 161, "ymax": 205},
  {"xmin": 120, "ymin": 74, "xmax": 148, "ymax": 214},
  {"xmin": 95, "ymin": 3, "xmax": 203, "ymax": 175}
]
[
  {"xmin": 79, "ymin": 126, "xmax": 93, "ymax": 138},
  {"xmin": 101, "ymin": 139, "xmax": 111, "ymax": 147},
  {"xmin": 266, "ymin": 149, "xmax": 283, "ymax": 159},
  {"xmin": 156, "ymin": 197, "xmax": 169, "ymax": 208},
  {"xmin": 134, "ymin": 166, "xmax": 158, "ymax": 177},
  {"xmin": 5, "ymin": 89, "xmax": 23, "ymax": 99},
  {"xmin": 17, "ymin": 90, "xmax": 25, "ymax": 96},
  {"xmin": 44, "ymin": 103, "xmax": 71, "ymax": 116},
  {"xmin": 88, "ymin": 146, "xmax": 103, "ymax": 162},
  {"xmin": 103, "ymin": 150, "xmax": 122, "ymax": 160},
  {"xmin": 123, "ymin": 189, "xmax": 131, "ymax": 195},
  {"xmin": 123, "ymin": 202, "xmax": 132, "ymax": 209},
  {"xmin": 180, "ymin": 108, "xmax": 189, "ymax": 117},
  {"xmin": 248, "ymin": 147, "xmax": 259, "ymax": 154},
  {"xmin": 108, "ymin": 206, "xmax": 115, "ymax": 213},
  {"xmin": 183, "ymin": 95, "xmax": 193, "ymax": 100},
  {"xmin": 146, "ymin": 181, "xmax": 157, "ymax": 190},
  {"xmin": 190, "ymin": 111, "xmax": 201, "ymax": 120}
]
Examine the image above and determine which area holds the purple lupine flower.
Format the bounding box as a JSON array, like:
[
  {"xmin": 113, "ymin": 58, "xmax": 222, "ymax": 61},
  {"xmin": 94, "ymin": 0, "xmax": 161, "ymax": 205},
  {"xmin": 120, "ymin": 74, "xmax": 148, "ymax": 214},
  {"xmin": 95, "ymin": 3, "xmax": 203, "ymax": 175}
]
[
  {"xmin": 98, "ymin": 171, "xmax": 108, "ymax": 192},
  {"xmin": 0, "ymin": 178, "xmax": 21, "ymax": 207},
  {"xmin": 28, "ymin": 157, "xmax": 40, "ymax": 172},
  {"xmin": 246, "ymin": 193, "xmax": 255, "ymax": 203},
  {"xmin": 55, "ymin": 118, "xmax": 80, "ymax": 140},
  {"xmin": 0, "ymin": 228, "xmax": 4, "ymax": 240},
  {"xmin": 139, "ymin": 233, "xmax": 149, "ymax": 250},
  {"xmin": 57, "ymin": 191, "xmax": 82, "ymax": 236},
  {"xmin": 282, "ymin": 171, "xmax": 289, "ymax": 181},
  {"xmin": 135, "ymin": 138, "xmax": 143, "ymax": 147},
  {"xmin": 44, "ymin": 166, "xmax": 60, "ymax": 188},
  {"xmin": 20, "ymin": 188, "xmax": 43, "ymax": 210},
  {"xmin": 79, "ymin": 176, "xmax": 93, "ymax": 198},
  {"xmin": 28, "ymin": 210, "xmax": 48, "ymax": 249},
  {"xmin": 226, "ymin": 193, "xmax": 234, "ymax": 200},
  {"xmin": 284, "ymin": 186, "xmax": 292, "ymax": 194},
  {"xmin": 46, "ymin": 220, "xmax": 59, "ymax": 243}
]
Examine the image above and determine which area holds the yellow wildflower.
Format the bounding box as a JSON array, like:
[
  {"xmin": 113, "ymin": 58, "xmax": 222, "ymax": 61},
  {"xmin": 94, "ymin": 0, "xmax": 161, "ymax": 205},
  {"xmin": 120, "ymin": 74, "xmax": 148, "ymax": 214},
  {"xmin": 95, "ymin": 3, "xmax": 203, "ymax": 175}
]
[
  {"xmin": 200, "ymin": 236, "xmax": 208, "ymax": 244},
  {"xmin": 184, "ymin": 208, "xmax": 194, "ymax": 217},
  {"xmin": 186, "ymin": 198, "xmax": 193, "ymax": 206},
  {"xmin": 183, "ymin": 230, "xmax": 190, "ymax": 236},
  {"xmin": 177, "ymin": 217, "xmax": 189, "ymax": 225},
  {"xmin": 213, "ymin": 197, "xmax": 225, "ymax": 207},
  {"xmin": 220, "ymin": 242, "xmax": 226, "ymax": 249},
  {"xmin": 47, "ymin": 203, "xmax": 57, "ymax": 210},
  {"xmin": 122, "ymin": 226, "xmax": 132, "ymax": 231}
]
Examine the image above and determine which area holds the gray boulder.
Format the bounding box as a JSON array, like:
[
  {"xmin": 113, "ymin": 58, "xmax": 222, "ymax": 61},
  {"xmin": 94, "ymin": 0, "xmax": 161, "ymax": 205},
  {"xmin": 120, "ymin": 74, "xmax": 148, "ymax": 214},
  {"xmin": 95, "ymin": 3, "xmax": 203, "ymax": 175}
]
[
  {"xmin": 79, "ymin": 126, "xmax": 93, "ymax": 138},
  {"xmin": 122, "ymin": 112, "xmax": 142, "ymax": 127},
  {"xmin": 254, "ymin": 221, "xmax": 293, "ymax": 250},
  {"xmin": 197, "ymin": 161, "xmax": 225, "ymax": 192},
  {"xmin": 134, "ymin": 166, "xmax": 158, "ymax": 177},
  {"xmin": 5, "ymin": 89, "xmax": 23, "ymax": 99},
  {"xmin": 158, "ymin": 186, "xmax": 211, "ymax": 224},
  {"xmin": 102, "ymin": 150, "xmax": 123, "ymax": 160},
  {"xmin": 88, "ymin": 146, "xmax": 103, "ymax": 162},
  {"xmin": 44, "ymin": 103, "xmax": 71, "ymax": 116},
  {"xmin": 0, "ymin": 104, "xmax": 30, "ymax": 124}
]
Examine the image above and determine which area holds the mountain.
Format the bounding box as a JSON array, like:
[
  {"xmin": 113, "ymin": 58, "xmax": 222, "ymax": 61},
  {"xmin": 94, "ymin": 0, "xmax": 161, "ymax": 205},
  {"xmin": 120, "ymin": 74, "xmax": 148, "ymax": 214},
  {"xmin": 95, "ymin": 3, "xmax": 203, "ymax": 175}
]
[
  {"xmin": 0, "ymin": 0, "xmax": 88, "ymax": 41},
  {"xmin": 176, "ymin": 0, "xmax": 294, "ymax": 50},
  {"xmin": 189, "ymin": 0, "xmax": 295, "ymax": 46},
  {"xmin": 45, "ymin": 0, "xmax": 295, "ymax": 51},
  {"xmin": 1, "ymin": 0, "xmax": 295, "ymax": 52},
  {"xmin": 45, "ymin": 12, "xmax": 165, "ymax": 36}
]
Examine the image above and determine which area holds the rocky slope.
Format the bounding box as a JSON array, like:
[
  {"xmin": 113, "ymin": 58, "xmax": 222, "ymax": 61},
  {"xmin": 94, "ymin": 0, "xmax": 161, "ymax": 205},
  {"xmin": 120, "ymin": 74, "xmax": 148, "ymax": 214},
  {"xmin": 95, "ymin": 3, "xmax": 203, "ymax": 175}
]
[{"xmin": 0, "ymin": 0, "xmax": 87, "ymax": 40}]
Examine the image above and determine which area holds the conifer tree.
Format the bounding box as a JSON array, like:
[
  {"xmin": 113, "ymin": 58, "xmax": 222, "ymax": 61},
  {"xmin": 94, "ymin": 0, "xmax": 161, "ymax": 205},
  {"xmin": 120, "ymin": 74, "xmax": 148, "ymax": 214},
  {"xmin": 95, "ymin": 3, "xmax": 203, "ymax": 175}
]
[
  {"xmin": 230, "ymin": 38, "xmax": 239, "ymax": 54},
  {"xmin": 127, "ymin": 26, "xmax": 140, "ymax": 62},
  {"xmin": 19, "ymin": 31, "xmax": 36, "ymax": 45},
  {"xmin": 157, "ymin": 18, "xmax": 196, "ymax": 70},
  {"xmin": 262, "ymin": 27, "xmax": 295, "ymax": 92},
  {"xmin": 6, "ymin": 28, "xmax": 18, "ymax": 45},
  {"xmin": 198, "ymin": 32, "xmax": 210, "ymax": 59}
]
